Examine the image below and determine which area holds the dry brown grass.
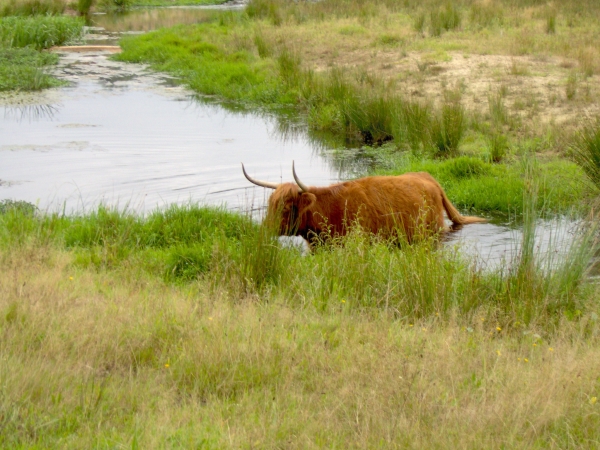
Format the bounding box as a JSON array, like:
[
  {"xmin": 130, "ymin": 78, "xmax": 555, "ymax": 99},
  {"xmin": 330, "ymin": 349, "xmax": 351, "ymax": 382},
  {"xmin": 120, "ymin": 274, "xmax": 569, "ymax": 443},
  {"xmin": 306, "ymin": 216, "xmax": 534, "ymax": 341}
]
[
  {"xmin": 2, "ymin": 244, "xmax": 600, "ymax": 447},
  {"xmin": 248, "ymin": 1, "xmax": 600, "ymax": 137}
]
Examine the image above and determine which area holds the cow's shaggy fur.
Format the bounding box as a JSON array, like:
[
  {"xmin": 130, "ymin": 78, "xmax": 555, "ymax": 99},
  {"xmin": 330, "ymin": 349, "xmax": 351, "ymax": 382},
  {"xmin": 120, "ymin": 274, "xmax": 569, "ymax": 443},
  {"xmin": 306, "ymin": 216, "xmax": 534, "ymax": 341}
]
[{"xmin": 266, "ymin": 172, "xmax": 486, "ymax": 244}]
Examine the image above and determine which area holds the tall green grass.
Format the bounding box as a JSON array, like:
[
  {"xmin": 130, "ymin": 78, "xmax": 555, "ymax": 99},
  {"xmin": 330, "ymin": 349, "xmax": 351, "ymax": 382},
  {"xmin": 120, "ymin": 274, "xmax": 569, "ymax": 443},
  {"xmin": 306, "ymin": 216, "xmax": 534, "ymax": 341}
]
[
  {"xmin": 0, "ymin": 0, "xmax": 64, "ymax": 16},
  {"xmin": 0, "ymin": 16, "xmax": 83, "ymax": 91},
  {"xmin": 0, "ymin": 16, "xmax": 84, "ymax": 49},
  {"xmin": 0, "ymin": 199, "xmax": 596, "ymax": 327},
  {"xmin": 570, "ymin": 119, "xmax": 600, "ymax": 195},
  {"xmin": 429, "ymin": 2, "xmax": 461, "ymax": 37},
  {"xmin": 0, "ymin": 47, "xmax": 63, "ymax": 90}
]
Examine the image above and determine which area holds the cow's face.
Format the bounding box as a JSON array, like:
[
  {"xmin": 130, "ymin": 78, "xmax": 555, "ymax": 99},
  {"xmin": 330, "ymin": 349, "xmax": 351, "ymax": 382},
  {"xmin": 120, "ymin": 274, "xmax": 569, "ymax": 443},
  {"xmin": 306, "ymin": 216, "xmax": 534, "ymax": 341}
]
[{"xmin": 267, "ymin": 186, "xmax": 316, "ymax": 236}]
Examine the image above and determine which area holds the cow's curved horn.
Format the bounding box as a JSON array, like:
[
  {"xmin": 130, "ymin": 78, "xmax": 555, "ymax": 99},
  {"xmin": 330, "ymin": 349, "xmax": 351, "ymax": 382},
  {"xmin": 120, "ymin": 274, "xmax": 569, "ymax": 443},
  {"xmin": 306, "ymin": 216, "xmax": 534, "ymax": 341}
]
[
  {"xmin": 292, "ymin": 161, "xmax": 309, "ymax": 193},
  {"xmin": 241, "ymin": 163, "xmax": 280, "ymax": 190}
]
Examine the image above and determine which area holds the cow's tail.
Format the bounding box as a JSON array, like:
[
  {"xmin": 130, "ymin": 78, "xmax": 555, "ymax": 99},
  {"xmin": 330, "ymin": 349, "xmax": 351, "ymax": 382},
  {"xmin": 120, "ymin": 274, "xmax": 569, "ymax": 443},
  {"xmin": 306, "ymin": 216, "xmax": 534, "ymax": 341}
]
[{"xmin": 440, "ymin": 186, "xmax": 487, "ymax": 225}]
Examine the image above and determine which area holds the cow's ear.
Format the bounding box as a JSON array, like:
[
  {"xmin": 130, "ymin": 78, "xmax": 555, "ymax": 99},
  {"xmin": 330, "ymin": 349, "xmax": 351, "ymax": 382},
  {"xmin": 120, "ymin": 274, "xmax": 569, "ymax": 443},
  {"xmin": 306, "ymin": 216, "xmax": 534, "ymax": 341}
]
[{"xmin": 298, "ymin": 193, "xmax": 316, "ymax": 213}]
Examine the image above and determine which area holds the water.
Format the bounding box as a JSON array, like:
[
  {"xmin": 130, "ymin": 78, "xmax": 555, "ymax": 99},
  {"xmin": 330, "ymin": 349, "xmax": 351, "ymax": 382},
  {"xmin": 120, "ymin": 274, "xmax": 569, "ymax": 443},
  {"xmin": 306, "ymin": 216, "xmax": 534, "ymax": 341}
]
[
  {"xmin": 0, "ymin": 51, "xmax": 337, "ymax": 214},
  {"xmin": 444, "ymin": 216, "xmax": 581, "ymax": 271}
]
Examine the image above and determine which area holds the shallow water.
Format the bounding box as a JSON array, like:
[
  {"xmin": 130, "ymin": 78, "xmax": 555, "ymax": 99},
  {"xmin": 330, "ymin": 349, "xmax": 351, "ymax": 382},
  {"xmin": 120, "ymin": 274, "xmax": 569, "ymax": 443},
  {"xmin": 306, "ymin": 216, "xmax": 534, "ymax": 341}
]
[
  {"xmin": 0, "ymin": 51, "xmax": 337, "ymax": 214},
  {"xmin": 444, "ymin": 217, "xmax": 581, "ymax": 271}
]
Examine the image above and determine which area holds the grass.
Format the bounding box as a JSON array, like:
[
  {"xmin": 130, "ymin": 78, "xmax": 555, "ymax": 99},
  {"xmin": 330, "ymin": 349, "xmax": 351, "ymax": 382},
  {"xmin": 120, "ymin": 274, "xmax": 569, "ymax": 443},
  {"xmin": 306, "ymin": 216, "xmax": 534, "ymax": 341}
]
[
  {"xmin": 0, "ymin": 15, "xmax": 84, "ymax": 49},
  {"xmin": 135, "ymin": 0, "xmax": 228, "ymax": 5},
  {"xmin": 0, "ymin": 16, "xmax": 83, "ymax": 90},
  {"xmin": 0, "ymin": 0, "xmax": 65, "ymax": 16},
  {"xmin": 0, "ymin": 198, "xmax": 599, "ymax": 447},
  {"xmin": 570, "ymin": 119, "xmax": 600, "ymax": 195},
  {"xmin": 0, "ymin": 47, "xmax": 64, "ymax": 90}
]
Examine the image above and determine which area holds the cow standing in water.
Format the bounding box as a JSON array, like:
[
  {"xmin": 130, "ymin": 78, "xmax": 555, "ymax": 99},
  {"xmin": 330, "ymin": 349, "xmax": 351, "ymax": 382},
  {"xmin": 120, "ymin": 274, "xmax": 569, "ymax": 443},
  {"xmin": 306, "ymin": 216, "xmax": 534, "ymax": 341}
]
[{"xmin": 242, "ymin": 162, "xmax": 486, "ymax": 245}]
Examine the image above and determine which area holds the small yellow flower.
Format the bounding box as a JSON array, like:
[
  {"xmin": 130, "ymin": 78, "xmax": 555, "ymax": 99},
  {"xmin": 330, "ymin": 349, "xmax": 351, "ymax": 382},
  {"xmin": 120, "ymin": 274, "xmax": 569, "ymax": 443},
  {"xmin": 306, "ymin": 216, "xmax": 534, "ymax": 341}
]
[
  {"xmin": 548, "ymin": 347, "xmax": 554, "ymax": 352},
  {"xmin": 496, "ymin": 350, "xmax": 501, "ymax": 356},
  {"xmin": 164, "ymin": 363, "xmax": 170, "ymax": 368},
  {"xmin": 208, "ymin": 317, "xmax": 213, "ymax": 321},
  {"xmin": 409, "ymin": 324, "xmax": 413, "ymax": 327},
  {"xmin": 524, "ymin": 358, "xmax": 529, "ymax": 363},
  {"xmin": 481, "ymin": 318, "xmax": 485, "ymax": 322},
  {"xmin": 496, "ymin": 326, "xmax": 502, "ymax": 331},
  {"xmin": 421, "ymin": 327, "xmax": 427, "ymax": 332},
  {"xmin": 533, "ymin": 343, "xmax": 537, "ymax": 347},
  {"xmin": 69, "ymin": 276, "xmax": 74, "ymax": 280},
  {"xmin": 590, "ymin": 397, "xmax": 598, "ymax": 405},
  {"xmin": 341, "ymin": 300, "xmax": 346, "ymax": 303}
]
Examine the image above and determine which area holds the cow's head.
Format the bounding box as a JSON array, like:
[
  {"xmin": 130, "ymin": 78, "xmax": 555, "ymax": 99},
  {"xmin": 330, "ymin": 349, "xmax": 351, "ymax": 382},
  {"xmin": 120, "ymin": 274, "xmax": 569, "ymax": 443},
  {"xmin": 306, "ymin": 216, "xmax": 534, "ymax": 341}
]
[{"xmin": 242, "ymin": 162, "xmax": 316, "ymax": 236}]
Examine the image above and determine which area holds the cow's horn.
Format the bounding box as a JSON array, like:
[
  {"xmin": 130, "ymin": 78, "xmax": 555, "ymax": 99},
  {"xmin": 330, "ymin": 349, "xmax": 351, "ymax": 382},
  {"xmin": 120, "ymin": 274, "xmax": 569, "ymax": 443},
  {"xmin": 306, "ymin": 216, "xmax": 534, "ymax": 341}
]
[
  {"xmin": 241, "ymin": 163, "xmax": 280, "ymax": 190},
  {"xmin": 292, "ymin": 161, "xmax": 309, "ymax": 193}
]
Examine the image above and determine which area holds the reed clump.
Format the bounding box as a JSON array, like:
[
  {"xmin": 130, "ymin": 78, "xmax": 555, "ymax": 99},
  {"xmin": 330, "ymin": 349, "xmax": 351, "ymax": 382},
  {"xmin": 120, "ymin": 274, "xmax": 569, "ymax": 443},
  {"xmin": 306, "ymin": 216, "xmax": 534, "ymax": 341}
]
[
  {"xmin": 0, "ymin": 16, "xmax": 83, "ymax": 49},
  {"xmin": 570, "ymin": 118, "xmax": 600, "ymax": 194}
]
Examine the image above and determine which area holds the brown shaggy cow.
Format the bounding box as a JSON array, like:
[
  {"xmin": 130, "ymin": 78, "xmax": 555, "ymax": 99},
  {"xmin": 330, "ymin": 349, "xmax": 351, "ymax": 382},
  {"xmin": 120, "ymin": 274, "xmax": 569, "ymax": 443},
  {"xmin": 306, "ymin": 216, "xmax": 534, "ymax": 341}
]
[{"xmin": 242, "ymin": 162, "xmax": 486, "ymax": 244}]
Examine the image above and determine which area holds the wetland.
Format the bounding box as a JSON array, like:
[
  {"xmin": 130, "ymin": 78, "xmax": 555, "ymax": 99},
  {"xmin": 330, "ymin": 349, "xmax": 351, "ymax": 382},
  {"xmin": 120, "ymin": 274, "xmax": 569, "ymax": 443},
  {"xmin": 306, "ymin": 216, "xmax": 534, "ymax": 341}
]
[{"xmin": 1, "ymin": 0, "xmax": 600, "ymax": 447}]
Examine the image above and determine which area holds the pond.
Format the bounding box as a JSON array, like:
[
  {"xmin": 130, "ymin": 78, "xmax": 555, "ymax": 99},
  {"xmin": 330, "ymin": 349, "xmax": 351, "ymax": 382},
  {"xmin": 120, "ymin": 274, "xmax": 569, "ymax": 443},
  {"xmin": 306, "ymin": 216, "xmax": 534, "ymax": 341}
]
[
  {"xmin": 1, "ymin": 50, "xmax": 336, "ymax": 214},
  {"xmin": 0, "ymin": 11, "xmax": 583, "ymax": 270}
]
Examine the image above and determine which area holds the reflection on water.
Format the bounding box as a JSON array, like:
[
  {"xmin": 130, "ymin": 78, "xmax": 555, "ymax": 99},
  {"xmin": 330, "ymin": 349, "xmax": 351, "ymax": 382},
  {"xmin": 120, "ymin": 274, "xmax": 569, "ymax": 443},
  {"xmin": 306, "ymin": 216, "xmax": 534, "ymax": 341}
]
[
  {"xmin": 3, "ymin": 104, "xmax": 59, "ymax": 122},
  {"xmin": 444, "ymin": 216, "xmax": 581, "ymax": 271},
  {"xmin": 0, "ymin": 50, "xmax": 340, "ymax": 215}
]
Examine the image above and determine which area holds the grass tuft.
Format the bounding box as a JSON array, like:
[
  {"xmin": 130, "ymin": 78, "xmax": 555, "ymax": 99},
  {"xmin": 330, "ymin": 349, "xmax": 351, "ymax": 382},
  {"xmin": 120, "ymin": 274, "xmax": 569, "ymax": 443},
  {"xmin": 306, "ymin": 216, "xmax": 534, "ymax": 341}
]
[
  {"xmin": 429, "ymin": 91, "xmax": 465, "ymax": 158},
  {"xmin": 570, "ymin": 119, "xmax": 600, "ymax": 195},
  {"xmin": 430, "ymin": 2, "xmax": 461, "ymax": 37},
  {"xmin": 0, "ymin": 16, "xmax": 83, "ymax": 49},
  {"xmin": 0, "ymin": 47, "xmax": 64, "ymax": 91}
]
